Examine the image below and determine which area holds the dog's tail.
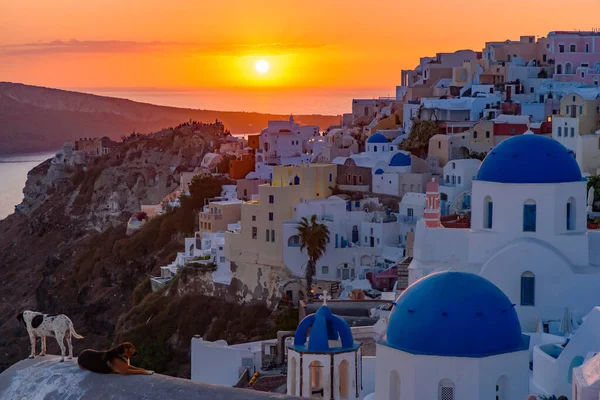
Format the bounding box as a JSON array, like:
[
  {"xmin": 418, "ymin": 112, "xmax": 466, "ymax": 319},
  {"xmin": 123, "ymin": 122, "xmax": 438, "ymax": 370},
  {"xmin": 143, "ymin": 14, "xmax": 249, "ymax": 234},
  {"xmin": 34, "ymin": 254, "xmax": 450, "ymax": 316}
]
[{"xmin": 68, "ymin": 319, "xmax": 84, "ymax": 339}]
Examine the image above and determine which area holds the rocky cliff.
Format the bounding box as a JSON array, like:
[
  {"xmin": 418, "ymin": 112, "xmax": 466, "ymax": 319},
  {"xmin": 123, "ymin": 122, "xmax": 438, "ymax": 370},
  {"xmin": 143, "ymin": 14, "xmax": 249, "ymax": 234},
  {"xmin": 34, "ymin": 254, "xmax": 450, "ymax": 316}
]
[
  {"xmin": 0, "ymin": 124, "xmax": 297, "ymax": 377},
  {"xmin": 0, "ymin": 82, "xmax": 341, "ymax": 154}
]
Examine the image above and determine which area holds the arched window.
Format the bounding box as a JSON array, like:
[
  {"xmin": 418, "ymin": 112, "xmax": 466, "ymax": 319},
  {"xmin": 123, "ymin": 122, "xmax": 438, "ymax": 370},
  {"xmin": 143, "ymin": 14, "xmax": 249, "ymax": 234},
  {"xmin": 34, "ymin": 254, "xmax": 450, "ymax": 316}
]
[
  {"xmin": 523, "ymin": 200, "xmax": 537, "ymax": 232},
  {"xmin": 521, "ymin": 271, "xmax": 535, "ymax": 306},
  {"xmin": 339, "ymin": 360, "xmax": 350, "ymax": 399},
  {"xmin": 288, "ymin": 235, "xmax": 301, "ymax": 247},
  {"xmin": 309, "ymin": 361, "xmax": 324, "ymax": 398},
  {"xmin": 565, "ymin": 63, "xmax": 573, "ymax": 75},
  {"xmin": 438, "ymin": 379, "xmax": 455, "ymax": 400},
  {"xmin": 484, "ymin": 196, "xmax": 493, "ymax": 229},
  {"xmin": 352, "ymin": 225, "xmax": 359, "ymax": 243},
  {"xmin": 496, "ymin": 375, "xmax": 509, "ymax": 400},
  {"xmin": 556, "ymin": 64, "xmax": 563, "ymax": 75},
  {"xmin": 293, "ymin": 175, "xmax": 300, "ymax": 185},
  {"xmin": 374, "ymin": 145, "xmax": 378, "ymax": 152},
  {"xmin": 289, "ymin": 357, "xmax": 297, "ymax": 395},
  {"xmin": 389, "ymin": 370, "xmax": 400, "ymax": 399},
  {"xmin": 474, "ymin": 131, "xmax": 478, "ymax": 139},
  {"xmin": 568, "ymin": 356, "xmax": 585, "ymax": 384},
  {"xmin": 567, "ymin": 197, "xmax": 576, "ymax": 231}
]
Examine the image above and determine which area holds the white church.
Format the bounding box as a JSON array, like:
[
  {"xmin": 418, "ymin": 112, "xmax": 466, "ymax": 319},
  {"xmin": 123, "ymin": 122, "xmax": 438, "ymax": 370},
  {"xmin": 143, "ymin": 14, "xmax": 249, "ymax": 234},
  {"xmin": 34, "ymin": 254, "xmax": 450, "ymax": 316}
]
[
  {"xmin": 410, "ymin": 132, "xmax": 600, "ymax": 332},
  {"xmin": 287, "ymin": 271, "xmax": 530, "ymax": 400}
]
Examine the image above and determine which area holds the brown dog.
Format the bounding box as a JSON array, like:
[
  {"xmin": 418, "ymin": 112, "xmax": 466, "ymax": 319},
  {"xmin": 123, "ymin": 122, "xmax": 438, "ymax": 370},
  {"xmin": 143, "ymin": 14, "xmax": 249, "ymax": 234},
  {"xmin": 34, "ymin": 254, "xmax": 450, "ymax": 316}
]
[{"xmin": 77, "ymin": 342, "xmax": 154, "ymax": 375}]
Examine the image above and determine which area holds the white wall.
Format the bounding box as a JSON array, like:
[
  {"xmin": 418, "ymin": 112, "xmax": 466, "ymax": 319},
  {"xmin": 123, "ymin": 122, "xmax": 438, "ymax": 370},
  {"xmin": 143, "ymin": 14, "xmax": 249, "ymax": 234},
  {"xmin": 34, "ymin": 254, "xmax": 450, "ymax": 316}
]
[
  {"xmin": 533, "ymin": 307, "xmax": 600, "ymax": 397},
  {"xmin": 374, "ymin": 344, "xmax": 528, "ymax": 400},
  {"xmin": 191, "ymin": 338, "xmax": 249, "ymax": 386}
]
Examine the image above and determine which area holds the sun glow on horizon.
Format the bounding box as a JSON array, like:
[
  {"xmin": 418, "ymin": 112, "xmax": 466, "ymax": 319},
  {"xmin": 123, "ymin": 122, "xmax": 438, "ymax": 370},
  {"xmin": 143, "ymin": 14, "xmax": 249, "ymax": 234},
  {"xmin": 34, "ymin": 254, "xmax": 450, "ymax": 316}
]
[{"xmin": 255, "ymin": 60, "xmax": 270, "ymax": 74}]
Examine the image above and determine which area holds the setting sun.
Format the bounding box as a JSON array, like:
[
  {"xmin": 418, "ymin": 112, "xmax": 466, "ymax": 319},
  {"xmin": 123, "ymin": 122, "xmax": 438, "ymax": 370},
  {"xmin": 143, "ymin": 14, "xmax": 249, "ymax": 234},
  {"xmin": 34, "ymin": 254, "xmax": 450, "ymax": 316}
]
[{"xmin": 255, "ymin": 60, "xmax": 270, "ymax": 74}]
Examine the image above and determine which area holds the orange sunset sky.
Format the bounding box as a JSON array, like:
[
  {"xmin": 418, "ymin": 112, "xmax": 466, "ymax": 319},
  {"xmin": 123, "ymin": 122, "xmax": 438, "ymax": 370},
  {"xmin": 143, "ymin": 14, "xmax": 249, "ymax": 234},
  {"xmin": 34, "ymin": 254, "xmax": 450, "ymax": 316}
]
[{"xmin": 1, "ymin": 0, "xmax": 600, "ymax": 90}]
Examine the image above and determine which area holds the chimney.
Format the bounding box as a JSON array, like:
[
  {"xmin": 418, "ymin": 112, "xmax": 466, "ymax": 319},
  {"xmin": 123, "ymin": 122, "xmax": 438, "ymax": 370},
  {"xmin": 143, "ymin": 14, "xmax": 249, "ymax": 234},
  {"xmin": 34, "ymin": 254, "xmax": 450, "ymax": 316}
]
[{"xmin": 424, "ymin": 179, "xmax": 442, "ymax": 228}]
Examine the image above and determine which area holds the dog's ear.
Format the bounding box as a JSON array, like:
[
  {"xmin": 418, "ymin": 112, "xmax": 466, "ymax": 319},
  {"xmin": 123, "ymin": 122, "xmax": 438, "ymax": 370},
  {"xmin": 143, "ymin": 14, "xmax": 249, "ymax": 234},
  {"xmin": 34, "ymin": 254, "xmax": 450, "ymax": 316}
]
[
  {"xmin": 116, "ymin": 343, "xmax": 128, "ymax": 356},
  {"xmin": 16, "ymin": 313, "xmax": 23, "ymax": 323}
]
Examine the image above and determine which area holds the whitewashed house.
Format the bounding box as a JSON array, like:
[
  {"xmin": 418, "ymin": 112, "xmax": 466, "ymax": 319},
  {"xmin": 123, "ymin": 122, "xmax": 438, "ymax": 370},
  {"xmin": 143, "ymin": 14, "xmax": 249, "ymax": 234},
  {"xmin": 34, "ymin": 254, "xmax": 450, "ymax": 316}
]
[{"xmin": 282, "ymin": 196, "xmax": 404, "ymax": 282}]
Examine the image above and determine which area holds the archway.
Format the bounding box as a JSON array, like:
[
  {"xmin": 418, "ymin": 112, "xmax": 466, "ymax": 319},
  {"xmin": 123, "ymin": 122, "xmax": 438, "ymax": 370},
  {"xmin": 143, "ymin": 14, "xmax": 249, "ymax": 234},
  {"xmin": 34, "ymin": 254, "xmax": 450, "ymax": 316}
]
[
  {"xmin": 339, "ymin": 360, "xmax": 350, "ymax": 399},
  {"xmin": 556, "ymin": 64, "xmax": 563, "ymax": 75},
  {"xmin": 389, "ymin": 370, "xmax": 400, "ymax": 399},
  {"xmin": 438, "ymin": 379, "xmax": 455, "ymax": 400},
  {"xmin": 309, "ymin": 361, "xmax": 324, "ymax": 398},
  {"xmin": 289, "ymin": 357, "xmax": 297, "ymax": 395},
  {"xmin": 496, "ymin": 375, "xmax": 509, "ymax": 400},
  {"xmin": 565, "ymin": 63, "xmax": 573, "ymax": 75}
]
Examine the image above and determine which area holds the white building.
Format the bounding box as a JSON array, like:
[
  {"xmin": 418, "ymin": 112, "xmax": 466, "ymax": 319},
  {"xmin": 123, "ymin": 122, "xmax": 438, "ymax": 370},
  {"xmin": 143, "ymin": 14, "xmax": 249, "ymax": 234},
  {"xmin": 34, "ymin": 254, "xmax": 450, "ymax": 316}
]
[
  {"xmin": 438, "ymin": 159, "xmax": 480, "ymax": 215},
  {"xmin": 573, "ymin": 350, "xmax": 600, "ymax": 400},
  {"xmin": 256, "ymin": 115, "xmax": 319, "ymax": 167},
  {"xmin": 409, "ymin": 133, "xmax": 600, "ymax": 336},
  {"xmin": 282, "ymin": 196, "xmax": 404, "ymax": 282},
  {"xmin": 398, "ymin": 193, "xmax": 426, "ymax": 246},
  {"xmin": 369, "ymin": 271, "xmax": 529, "ymax": 400}
]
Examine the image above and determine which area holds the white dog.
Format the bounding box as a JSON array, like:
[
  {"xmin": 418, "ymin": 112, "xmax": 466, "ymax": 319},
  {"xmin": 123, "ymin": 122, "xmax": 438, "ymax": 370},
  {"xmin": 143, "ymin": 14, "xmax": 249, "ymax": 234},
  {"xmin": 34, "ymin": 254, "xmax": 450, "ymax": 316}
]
[{"xmin": 17, "ymin": 310, "xmax": 84, "ymax": 362}]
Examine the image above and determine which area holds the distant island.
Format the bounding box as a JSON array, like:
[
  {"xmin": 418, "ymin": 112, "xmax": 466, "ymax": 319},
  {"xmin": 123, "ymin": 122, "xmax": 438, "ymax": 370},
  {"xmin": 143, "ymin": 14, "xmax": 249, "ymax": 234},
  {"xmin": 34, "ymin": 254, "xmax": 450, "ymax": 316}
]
[{"xmin": 0, "ymin": 82, "xmax": 341, "ymax": 154}]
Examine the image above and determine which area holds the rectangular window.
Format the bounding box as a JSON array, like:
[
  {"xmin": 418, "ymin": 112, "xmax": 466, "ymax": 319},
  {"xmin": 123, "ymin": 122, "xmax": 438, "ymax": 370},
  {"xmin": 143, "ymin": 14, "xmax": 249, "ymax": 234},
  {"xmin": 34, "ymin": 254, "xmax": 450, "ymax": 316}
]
[
  {"xmin": 329, "ymin": 173, "xmax": 333, "ymax": 182},
  {"xmin": 567, "ymin": 203, "xmax": 573, "ymax": 230},
  {"xmin": 458, "ymin": 176, "xmax": 461, "ymax": 185},
  {"xmin": 407, "ymin": 208, "xmax": 414, "ymax": 217},
  {"xmin": 322, "ymin": 266, "xmax": 329, "ymax": 275},
  {"xmin": 559, "ymin": 44, "xmax": 565, "ymax": 53},
  {"xmin": 486, "ymin": 202, "xmax": 493, "ymax": 229},
  {"xmin": 579, "ymin": 105, "xmax": 583, "ymax": 115},
  {"xmin": 570, "ymin": 44, "xmax": 576, "ymax": 52},
  {"xmin": 558, "ymin": 127, "xmax": 562, "ymax": 137},
  {"xmin": 566, "ymin": 105, "xmax": 570, "ymax": 114},
  {"xmin": 269, "ymin": 212, "xmax": 274, "ymax": 221},
  {"xmin": 269, "ymin": 195, "xmax": 274, "ymax": 204},
  {"xmin": 521, "ymin": 276, "xmax": 535, "ymax": 306},
  {"xmin": 266, "ymin": 229, "xmax": 270, "ymax": 241},
  {"xmin": 523, "ymin": 204, "xmax": 537, "ymax": 232},
  {"xmin": 571, "ymin": 128, "xmax": 575, "ymax": 137},
  {"xmin": 252, "ymin": 215, "xmax": 256, "ymax": 221},
  {"xmin": 220, "ymin": 256, "xmax": 225, "ymax": 263},
  {"xmin": 358, "ymin": 176, "xmax": 363, "ymax": 184},
  {"xmin": 355, "ymin": 201, "xmax": 360, "ymax": 207},
  {"xmin": 271, "ymin": 230, "xmax": 275, "ymax": 242},
  {"xmin": 586, "ymin": 44, "xmax": 590, "ymax": 53}
]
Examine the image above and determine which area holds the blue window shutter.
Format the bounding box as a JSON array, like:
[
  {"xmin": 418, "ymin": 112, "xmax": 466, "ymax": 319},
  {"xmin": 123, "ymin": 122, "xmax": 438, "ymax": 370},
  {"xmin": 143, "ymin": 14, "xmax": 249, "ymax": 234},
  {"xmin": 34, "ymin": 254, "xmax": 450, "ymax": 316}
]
[
  {"xmin": 521, "ymin": 276, "xmax": 535, "ymax": 306},
  {"xmin": 523, "ymin": 204, "xmax": 536, "ymax": 232}
]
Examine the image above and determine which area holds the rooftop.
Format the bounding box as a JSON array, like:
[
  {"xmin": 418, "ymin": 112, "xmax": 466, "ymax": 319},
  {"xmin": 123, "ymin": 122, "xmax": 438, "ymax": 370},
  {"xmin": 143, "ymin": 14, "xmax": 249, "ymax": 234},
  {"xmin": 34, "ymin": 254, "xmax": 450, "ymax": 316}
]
[{"xmin": 0, "ymin": 357, "xmax": 299, "ymax": 400}]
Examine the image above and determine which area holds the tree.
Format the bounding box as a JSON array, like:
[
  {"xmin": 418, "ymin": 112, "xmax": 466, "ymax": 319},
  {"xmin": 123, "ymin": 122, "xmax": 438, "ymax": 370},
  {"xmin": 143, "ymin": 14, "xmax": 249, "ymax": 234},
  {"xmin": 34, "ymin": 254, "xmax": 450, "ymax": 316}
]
[{"xmin": 297, "ymin": 215, "xmax": 330, "ymax": 298}]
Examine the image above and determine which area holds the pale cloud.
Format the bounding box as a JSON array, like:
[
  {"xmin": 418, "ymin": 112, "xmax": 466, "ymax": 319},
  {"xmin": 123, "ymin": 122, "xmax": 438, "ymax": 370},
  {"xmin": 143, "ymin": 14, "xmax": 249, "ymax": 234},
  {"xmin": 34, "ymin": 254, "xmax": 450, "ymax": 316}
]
[{"xmin": 0, "ymin": 40, "xmax": 326, "ymax": 56}]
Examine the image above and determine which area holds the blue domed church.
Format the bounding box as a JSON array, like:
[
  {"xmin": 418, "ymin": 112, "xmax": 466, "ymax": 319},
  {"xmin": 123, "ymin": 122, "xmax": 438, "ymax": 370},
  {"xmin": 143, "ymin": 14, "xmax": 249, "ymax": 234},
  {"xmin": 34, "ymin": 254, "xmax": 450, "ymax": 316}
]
[
  {"xmin": 288, "ymin": 272, "xmax": 530, "ymax": 400},
  {"xmin": 409, "ymin": 132, "xmax": 600, "ymax": 334},
  {"xmin": 287, "ymin": 303, "xmax": 362, "ymax": 399},
  {"xmin": 373, "ymin": 272, "xmax": 529, "ymax": 400}
]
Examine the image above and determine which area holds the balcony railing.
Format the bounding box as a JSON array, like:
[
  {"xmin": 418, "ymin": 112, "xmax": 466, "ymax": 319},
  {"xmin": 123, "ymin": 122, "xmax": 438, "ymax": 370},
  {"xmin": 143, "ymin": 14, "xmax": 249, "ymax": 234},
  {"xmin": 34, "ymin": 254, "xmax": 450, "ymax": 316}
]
[{"xmin": 399, "ymin": 215, "xmax": 417, "ymax": 224}]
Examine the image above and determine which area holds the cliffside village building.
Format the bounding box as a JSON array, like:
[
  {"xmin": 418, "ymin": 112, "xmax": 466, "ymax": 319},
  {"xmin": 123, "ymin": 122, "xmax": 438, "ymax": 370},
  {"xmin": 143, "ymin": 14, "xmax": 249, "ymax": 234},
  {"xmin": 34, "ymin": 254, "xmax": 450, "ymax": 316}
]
[{"xmin": 135, "ymin": 29, "xmax": 600, "ymax": 400}]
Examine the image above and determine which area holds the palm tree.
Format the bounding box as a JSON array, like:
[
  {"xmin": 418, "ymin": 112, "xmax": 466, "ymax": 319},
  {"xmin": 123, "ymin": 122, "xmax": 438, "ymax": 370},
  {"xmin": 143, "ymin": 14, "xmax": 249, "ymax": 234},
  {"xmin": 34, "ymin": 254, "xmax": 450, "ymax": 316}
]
[{"xmin": 297, "ymin": 215, "xmax": 330, "ymax": 298}]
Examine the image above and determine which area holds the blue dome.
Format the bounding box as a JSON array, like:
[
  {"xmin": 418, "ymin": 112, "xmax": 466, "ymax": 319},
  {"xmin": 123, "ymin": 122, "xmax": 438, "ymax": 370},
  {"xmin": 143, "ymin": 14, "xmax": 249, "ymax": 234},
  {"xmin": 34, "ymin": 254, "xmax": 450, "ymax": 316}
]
[
  {"xmin": 367, "ymin": 133, "xmax": 388, "ymax": 143},
  {"xmin": 385, "ymin": 272, "xmax": 527, "ymax": 358},
  {"xmin": 293, "ymin": 305, "xmax": 357, "ymax": 353},
  {"xmin": 476, "ymin": 134, "xmax": 582, "ymax": 184},
  {"xmin": 389, "ymin": 152, "xmax": 411, "ymax": 167},
  {"xmin": 374, "ymin": 168, "xmax": 384, "ymax": 175}
]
